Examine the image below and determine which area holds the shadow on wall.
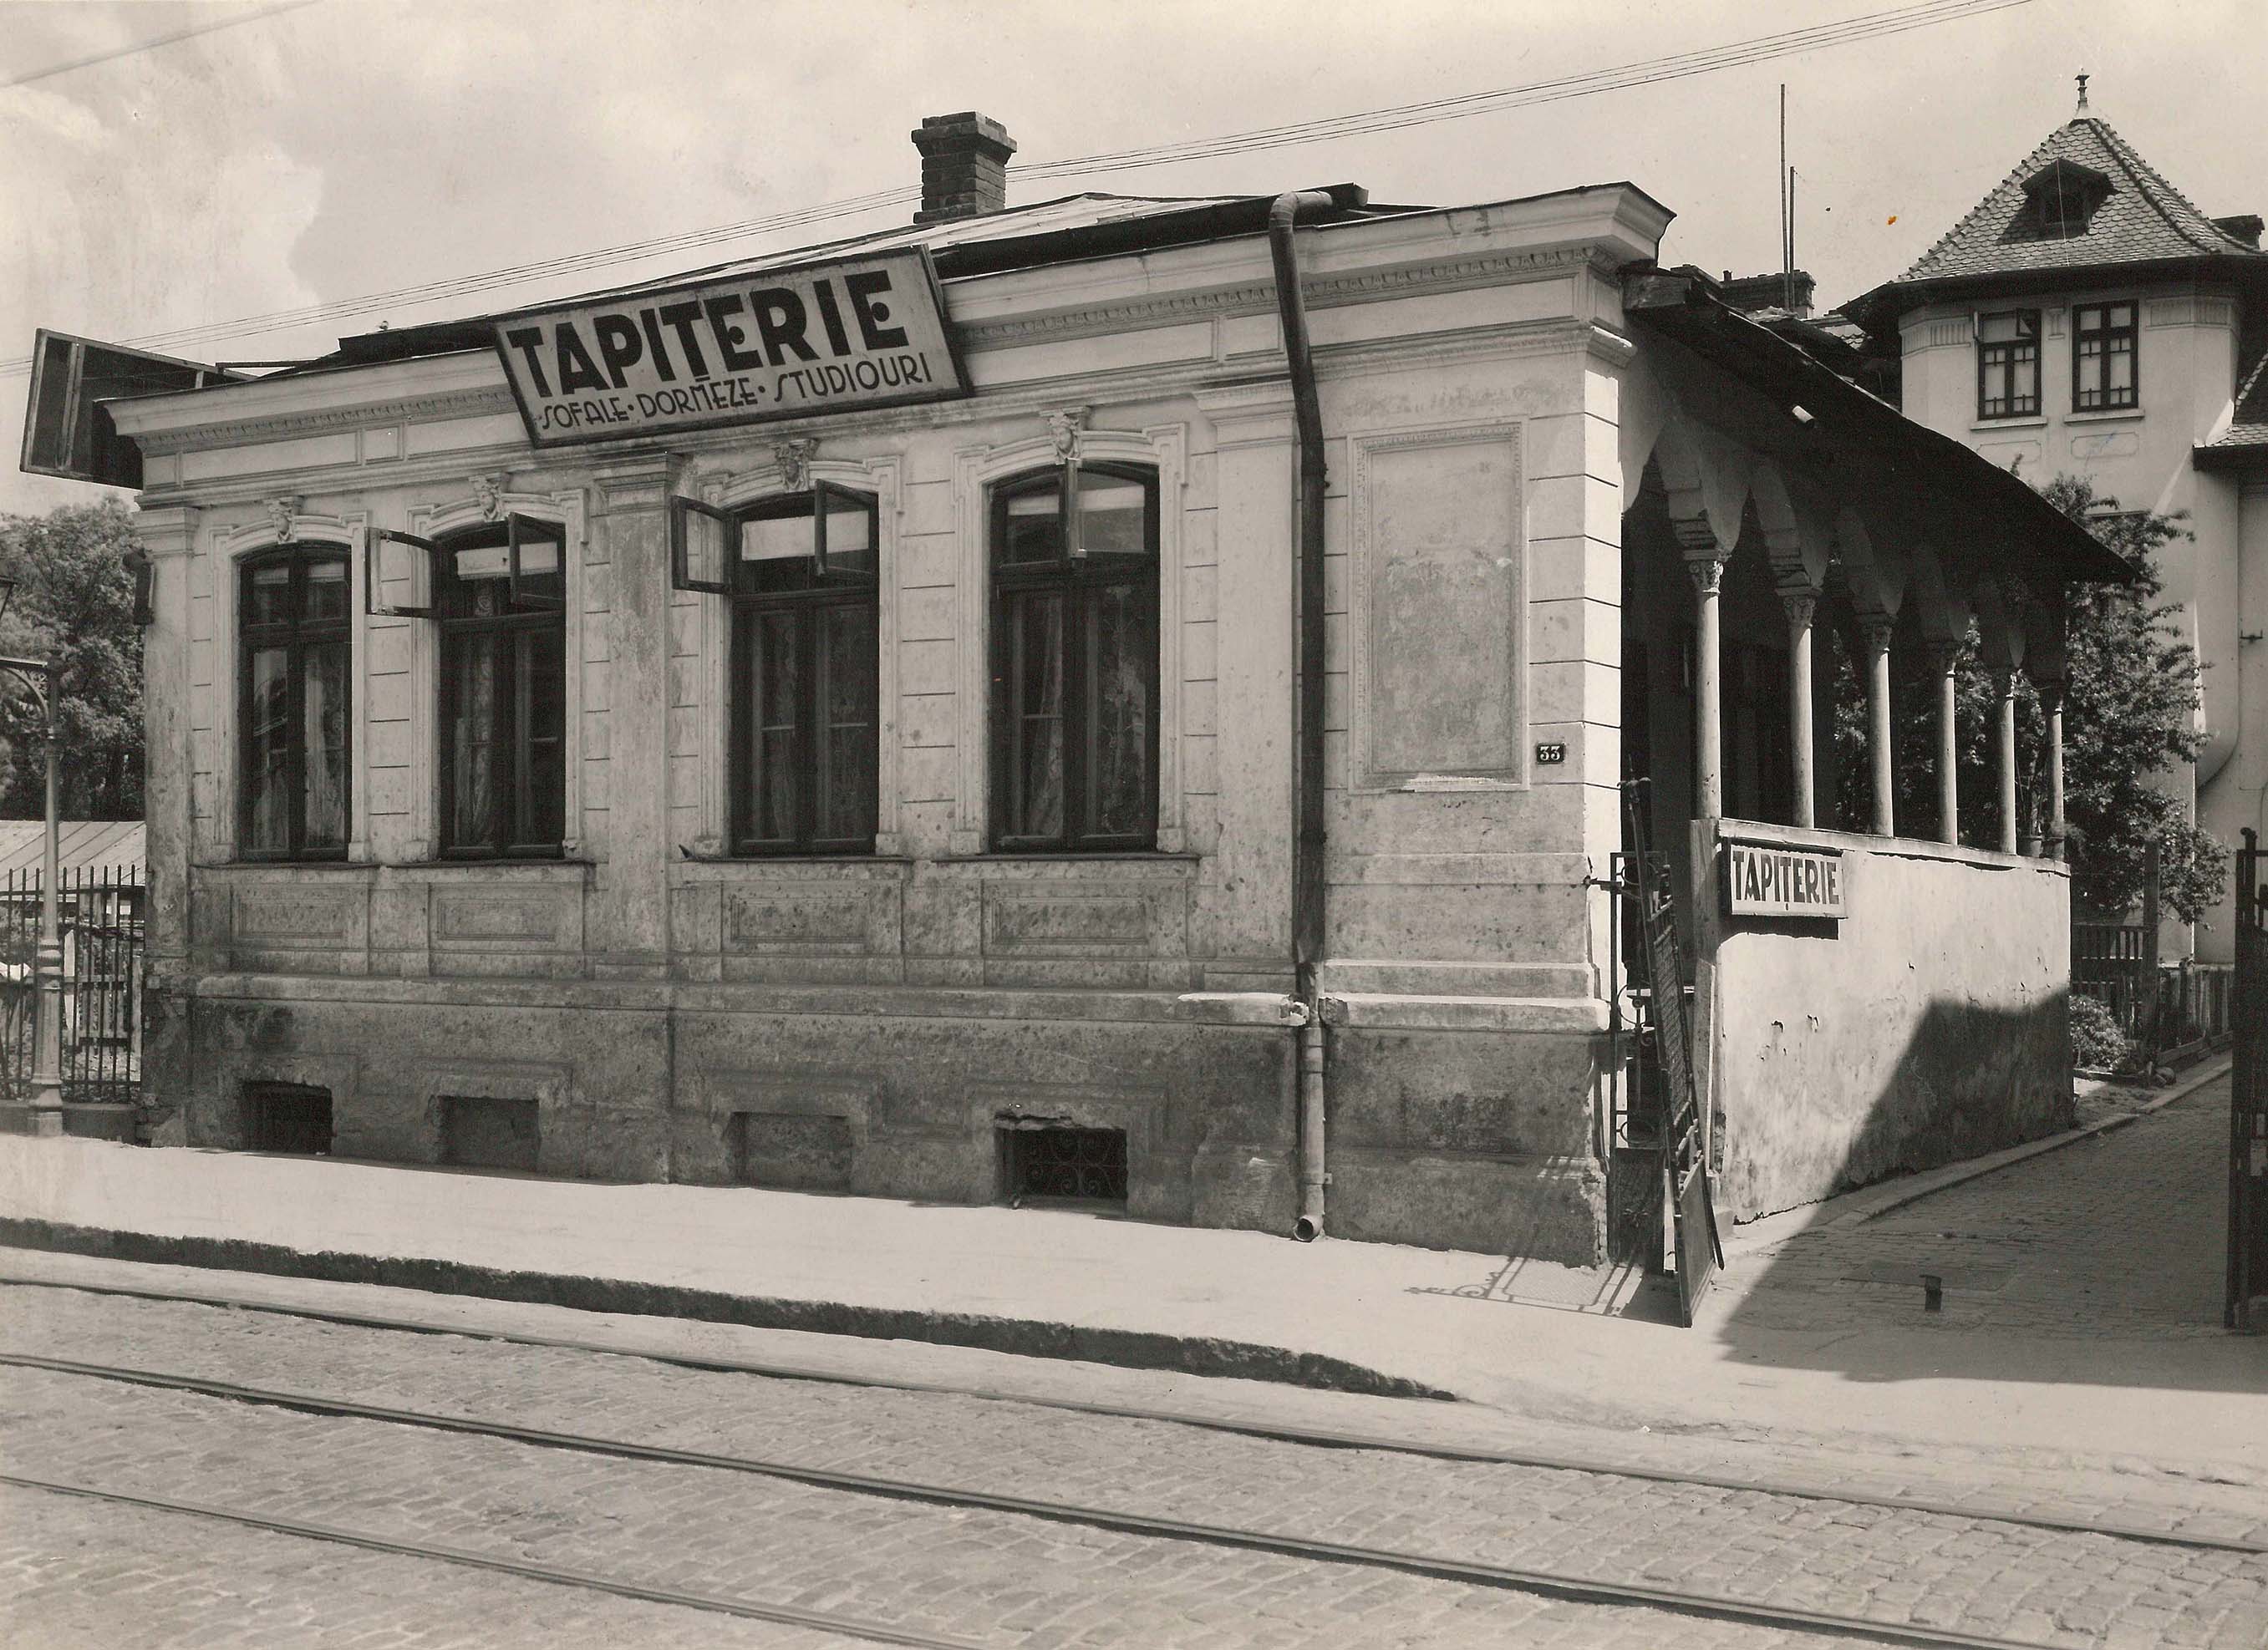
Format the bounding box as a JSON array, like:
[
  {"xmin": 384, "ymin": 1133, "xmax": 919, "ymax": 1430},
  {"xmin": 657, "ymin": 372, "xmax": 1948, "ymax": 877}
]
[{"xmin": 1711, "ymin": 993, "xmax": 2252, "ymax": 1391}]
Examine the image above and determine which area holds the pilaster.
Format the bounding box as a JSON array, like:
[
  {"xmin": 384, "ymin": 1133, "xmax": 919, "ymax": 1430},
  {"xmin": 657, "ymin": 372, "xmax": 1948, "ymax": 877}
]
[{"xmin": 589, "ymin": 452, "xmax": 680, "ymax": 978}]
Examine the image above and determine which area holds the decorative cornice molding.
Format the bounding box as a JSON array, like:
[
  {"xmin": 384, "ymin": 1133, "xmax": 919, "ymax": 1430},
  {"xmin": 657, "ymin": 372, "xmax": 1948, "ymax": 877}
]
[
  {"xmin": 130, "ymin": 386, "xmax": 516, "ymax": 457},
  {"xmin": 953, "ymin": 246, "xmax": 1594, "ymax": 351},
  {"xmin": 131, "ymin": 505, "xmax": 201, "ymax": 558}
]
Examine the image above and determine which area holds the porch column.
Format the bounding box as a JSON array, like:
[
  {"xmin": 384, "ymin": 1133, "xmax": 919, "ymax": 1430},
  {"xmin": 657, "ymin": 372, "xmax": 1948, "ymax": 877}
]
[
  {"xmin": 1686, "ymin": 552, "xmax": 1727, "ymax": 820},
  {"xmin": 1860, "ymin": 615, "xmax": 1895, "ymax": 836},
  {"xmin": 1928, "ymin": 641, "xmax": 1960, "ymax": 846},
  {"xmin": 2040, "ymin": 678, "xmax": 2067, "ymax": 861},
  {"xmin": 1995, "ymin": 668, "xmax": 2021, "ymax": 855},
  {"xmin": 1781, "ymin": 588, "xmax": 1818, "ymax": 827}
]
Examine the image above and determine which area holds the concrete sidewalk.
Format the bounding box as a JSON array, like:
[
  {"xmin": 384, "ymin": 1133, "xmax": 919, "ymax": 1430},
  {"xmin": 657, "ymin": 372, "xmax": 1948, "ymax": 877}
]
[{"xmin": 3, "ymin": 1069, "xmax": 2261, "ymax": 1510}]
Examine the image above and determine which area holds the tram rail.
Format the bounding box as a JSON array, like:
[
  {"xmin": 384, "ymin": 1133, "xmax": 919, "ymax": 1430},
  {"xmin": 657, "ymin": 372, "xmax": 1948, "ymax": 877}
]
[
  {"xmin": 3, "ymin": 1270, "xmax": 2257, "ymax": 1557},
  {"xmin": 4, "ymin": 1345, "xmax": 2258, "ymax": 1650}
]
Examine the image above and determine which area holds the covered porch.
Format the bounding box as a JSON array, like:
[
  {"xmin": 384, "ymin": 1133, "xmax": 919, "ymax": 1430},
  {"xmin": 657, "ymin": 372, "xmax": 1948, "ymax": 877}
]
[{"xmin": 1612, "ymin": 274, "xmax": 2132, "ymax": 1223}]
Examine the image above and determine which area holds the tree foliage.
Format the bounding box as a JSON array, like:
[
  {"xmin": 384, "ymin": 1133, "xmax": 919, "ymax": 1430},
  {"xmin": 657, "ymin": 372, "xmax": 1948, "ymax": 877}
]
[
  {"xmin": 0, "ymin": 499, "xmax": 145, "ymax": 820},
  {"xmin": 1828, "ymin": 474, "xmax": 2224, "ymax": 923}
]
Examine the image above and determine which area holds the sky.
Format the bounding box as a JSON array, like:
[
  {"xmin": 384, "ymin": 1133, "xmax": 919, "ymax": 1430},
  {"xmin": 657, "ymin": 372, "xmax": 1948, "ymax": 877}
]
[{"xmin": 2, "ymin": 0, "xmax": 2260, "ymax": 515}]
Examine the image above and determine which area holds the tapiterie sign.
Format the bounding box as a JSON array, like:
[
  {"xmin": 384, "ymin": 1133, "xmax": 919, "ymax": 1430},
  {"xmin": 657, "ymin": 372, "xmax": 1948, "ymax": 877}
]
[{"xmin": 491, "ymin": 248, "xmax": 964, "ymax": 447}]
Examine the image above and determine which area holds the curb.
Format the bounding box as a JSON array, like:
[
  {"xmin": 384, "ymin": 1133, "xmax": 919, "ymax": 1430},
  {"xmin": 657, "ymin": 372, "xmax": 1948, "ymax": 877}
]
[
  {"xmin": 1825, "ymin": 1053, "xmax": 2233, "ymax": 1231},
  {"xmin": 0, "ymin": 1216, "xmax": 1455, "ymax": 1404}
]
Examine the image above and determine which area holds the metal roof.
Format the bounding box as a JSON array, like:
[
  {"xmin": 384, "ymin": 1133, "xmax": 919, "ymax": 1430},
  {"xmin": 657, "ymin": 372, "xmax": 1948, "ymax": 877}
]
[{"xmin": 0, "ymin": 820, "xmax": 146, "ymax": 880}]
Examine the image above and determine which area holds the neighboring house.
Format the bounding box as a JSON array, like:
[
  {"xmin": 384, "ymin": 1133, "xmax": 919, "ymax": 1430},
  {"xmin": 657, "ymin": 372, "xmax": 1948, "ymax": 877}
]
[
  {"xmin": 1848, "ymin": 91, "xmax": 2268, "ymax": 960},
  {"xmin": 46, "ymin": 112, "xmax": 2121, "ymax": 1251}
]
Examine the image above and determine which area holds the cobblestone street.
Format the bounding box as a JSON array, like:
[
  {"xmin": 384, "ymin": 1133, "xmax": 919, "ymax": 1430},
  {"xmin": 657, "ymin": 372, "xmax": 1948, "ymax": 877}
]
[
  {"xmin": 1725, "ymin": 1075, "xmax": 2235, "ymax": 1339},
  {"xmin": 3, "ymin": 1270, "xmax": 2265, "ymax": 1650}
]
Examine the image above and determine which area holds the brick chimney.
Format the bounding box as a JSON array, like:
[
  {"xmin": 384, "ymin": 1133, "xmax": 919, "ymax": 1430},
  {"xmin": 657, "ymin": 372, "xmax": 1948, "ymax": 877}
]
[{"xmin": 912, "ymin": 112, "xmax": 1016, "ymax": 224}]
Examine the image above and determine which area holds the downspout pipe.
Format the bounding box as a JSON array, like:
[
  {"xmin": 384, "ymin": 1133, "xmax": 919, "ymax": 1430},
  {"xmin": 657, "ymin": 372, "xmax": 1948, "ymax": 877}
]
[{"xmin": 1270, "ymin": 190, "xmax": 1336, "ymax": 1241}]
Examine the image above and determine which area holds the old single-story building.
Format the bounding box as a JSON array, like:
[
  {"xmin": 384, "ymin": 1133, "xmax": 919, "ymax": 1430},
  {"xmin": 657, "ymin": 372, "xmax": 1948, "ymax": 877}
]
[{"xmin": 27, "ymin": 113, "xmax": 2127, "ymax": 1262}]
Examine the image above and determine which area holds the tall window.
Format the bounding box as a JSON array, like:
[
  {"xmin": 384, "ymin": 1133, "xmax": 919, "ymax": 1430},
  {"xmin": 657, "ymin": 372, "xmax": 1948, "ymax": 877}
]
[
  {"xmin": 435, "ymin": 520, "xmax": 566, "ymax": 857},
  {"xmin": 673, "ymin": 486, "xmax": 879, "ymax": 854},
  {"xmin": 2073, "ymin": 301, "xmax": 2138, "ymax": 411},
  {"xmin": 238, "ymin": 548, "xmax": 350, "ymax": 860},
  {"xmin": 989, "ymin": 463, "xmax": 1158, "ymax": 851},
  {"xmin": 1976, "ymin": 310, "xmax": 2041, "ymax": 419}
]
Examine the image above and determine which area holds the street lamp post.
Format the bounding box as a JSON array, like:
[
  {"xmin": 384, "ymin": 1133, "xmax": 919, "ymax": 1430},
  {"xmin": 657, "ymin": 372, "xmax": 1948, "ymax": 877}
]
[{"xmin": 0, "ymin": 577, "xmax": 64, "ymax": 1135}]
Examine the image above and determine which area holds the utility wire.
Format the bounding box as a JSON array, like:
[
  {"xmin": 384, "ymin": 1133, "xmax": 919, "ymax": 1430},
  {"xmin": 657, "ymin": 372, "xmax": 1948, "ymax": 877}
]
[
  {"xmin": 1, "ymin": 0, "xmax": 2035, "ymax": 376},
  {"xmin": 1, "ymin": 0, "xmax": 327, "ymax": 92}
]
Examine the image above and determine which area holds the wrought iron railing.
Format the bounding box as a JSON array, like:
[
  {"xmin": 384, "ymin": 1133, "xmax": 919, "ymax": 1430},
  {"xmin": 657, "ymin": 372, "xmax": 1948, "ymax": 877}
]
[{"xmin": 0, "ymin": 864, "xmax": 144, "ymax": 1108}]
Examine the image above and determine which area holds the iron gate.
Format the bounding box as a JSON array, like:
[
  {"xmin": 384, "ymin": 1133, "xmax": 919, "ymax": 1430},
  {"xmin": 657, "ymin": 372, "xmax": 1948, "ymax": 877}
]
[
  {"xmin": 1606, "ymin": 779, "xmax": 1721, "ymax": 1326},
  {"xmin": 0, "ymin": 865, "xmax": 144, "ymax": 1109},
  {"xmin": 2228, "ymin": 829, "xmax": 2266, "ymax": 1333}
]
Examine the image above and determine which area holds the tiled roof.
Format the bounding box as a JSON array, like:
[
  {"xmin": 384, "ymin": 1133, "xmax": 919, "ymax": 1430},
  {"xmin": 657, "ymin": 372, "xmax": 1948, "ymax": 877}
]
[
  {"xmin": 1894, "ymin": 116, "xmax": 2263, "ymax": 285},
  {"xmin": 2203, "ymin": 348, "xmax": 2268, "ymax": 453},
  {"xmin": 0, "ymin": 820, "xmax": 145, "ymax": 880}
]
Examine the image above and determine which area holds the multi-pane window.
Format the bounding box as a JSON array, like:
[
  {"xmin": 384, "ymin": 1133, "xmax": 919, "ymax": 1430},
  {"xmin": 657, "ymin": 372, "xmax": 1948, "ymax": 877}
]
[
  {"xmin": 435, "ymin": 520, "xmax": 567, "ymax": 857},
  {"xmin": 989, "ymin": 463, "xmax": 1158, "ymax": 851},
  {"xmin": 2073, "ymin": 301, "xmax": 2138, "ymax": 411},
  {"xmin": 672, "ymin": 487, "xmax": 879, "ymax": 855},
  {"xmin": 238, "ymin": 548, "xmax": 351, "ymax": 859},
  {"xmin": 1976, "ymin": 310, "xmax": 2041, "ymax": 419}
]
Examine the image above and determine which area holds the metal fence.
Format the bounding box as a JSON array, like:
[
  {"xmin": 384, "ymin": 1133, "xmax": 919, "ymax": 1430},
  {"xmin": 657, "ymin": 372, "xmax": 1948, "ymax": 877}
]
[{"xmin": 0, "ymin": 865, "xmax": 144, "ymax": 1107}]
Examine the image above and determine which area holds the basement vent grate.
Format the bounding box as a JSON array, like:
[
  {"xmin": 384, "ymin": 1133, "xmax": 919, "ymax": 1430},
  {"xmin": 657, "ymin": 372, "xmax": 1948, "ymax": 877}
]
[{"xmin": 999, "ymin": 1121, "xmax": 1127, "ymax": 1208}]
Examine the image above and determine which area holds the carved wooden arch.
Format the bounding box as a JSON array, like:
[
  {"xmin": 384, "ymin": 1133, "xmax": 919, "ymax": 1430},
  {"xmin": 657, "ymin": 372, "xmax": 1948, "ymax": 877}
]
[
  {"xmin": 1747, "ymin": 461, "xmax": 1832, "ymax": 596},
  {"xmin": 207, "ymin": 505, "xmax": 372, "ymax": 863},
  {"xmin": 394, "ymin": 484, "xmax": 590, "ymax": 861},
  {"xmin": 1648, "ymin": 410, "xmax": 1751, "ymax": 562},
  {"xmin": 682, "ymin": 452, "xmax": 906, "ymax": 855},
  {"xmin": 1905, "ymin": 542, "xmax": 1975, "ymax": 648},
  {"xmin": 952, "ymin": 422, "xmax": 1188, "ymax": 855},
  {"xmin": 1833, "ymin": 505, "xmax": 1907, "ymax": 622}
]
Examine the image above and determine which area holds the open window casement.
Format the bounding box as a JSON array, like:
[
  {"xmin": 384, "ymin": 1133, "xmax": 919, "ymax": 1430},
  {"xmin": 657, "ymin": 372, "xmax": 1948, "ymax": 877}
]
[
  {"xmin": 505, "ymin": 512, "xmax": 566, "ymax": 610},
  {"xmin": 670, "ymin": 496, "xmax": 734, "ymax": 595},
  {"xmin": 367, "ymin": 529, "xmax": 439, "ymax": 619},
  {"xmin": 19, "ymin": 328, "xmax": 243, "ymax": 487},
  {"xmin": 814, "ymin": 481, "xmax": 877, "ymax": 582},
  {"xmin": 670, "ymin": 487, "xmax": 880, "ymax": 593},
  {"xmin": 1066, "ymin": 464, "xmax": 1151, "ymax": 563}
]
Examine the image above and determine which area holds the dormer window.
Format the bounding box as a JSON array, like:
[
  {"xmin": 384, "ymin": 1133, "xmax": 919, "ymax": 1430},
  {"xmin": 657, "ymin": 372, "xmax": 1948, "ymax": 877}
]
[{"xmin": 2012, "ymin": 158, "xmax": 2111, "ymax": 241}]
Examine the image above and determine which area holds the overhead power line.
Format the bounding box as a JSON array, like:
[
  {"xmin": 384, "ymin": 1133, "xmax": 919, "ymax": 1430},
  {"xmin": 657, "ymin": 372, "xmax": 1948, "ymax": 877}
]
[
  {"xmin": 2, "ymin": 0, "xmax": 2034, "ymax": 377},
  {"xmin": 1, "ymin": 0, "xmax": 328, "ymax": 92}
]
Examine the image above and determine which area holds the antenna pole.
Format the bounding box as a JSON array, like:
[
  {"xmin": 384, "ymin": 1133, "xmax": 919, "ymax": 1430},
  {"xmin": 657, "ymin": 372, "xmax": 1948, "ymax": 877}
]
[{"xmin": 1780, "ymin": 84, "xmax": 1792, "ymax": 309}]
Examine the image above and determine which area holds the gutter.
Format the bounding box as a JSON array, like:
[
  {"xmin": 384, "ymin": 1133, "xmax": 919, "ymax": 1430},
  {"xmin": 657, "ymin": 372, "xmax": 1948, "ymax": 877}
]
[{"xmin": 1269, "ymin": 190, "xmax": 1339, "ymax": 1242}]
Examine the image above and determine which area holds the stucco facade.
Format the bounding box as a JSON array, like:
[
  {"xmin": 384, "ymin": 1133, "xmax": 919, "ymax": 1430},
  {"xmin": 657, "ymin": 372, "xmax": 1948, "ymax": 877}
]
[
  {"xmin": 72, "ymin": 124, "xmax": 2122, "ymax": 1257},
  {"xmin": 113, "ymin": 185, "xmax": 1677, "ymax": 1260}
]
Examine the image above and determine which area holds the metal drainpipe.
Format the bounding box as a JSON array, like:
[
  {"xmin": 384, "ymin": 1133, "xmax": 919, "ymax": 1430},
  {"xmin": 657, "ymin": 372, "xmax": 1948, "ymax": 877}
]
[{"xmin": 1269, "ymin": 190, "xmax": 1336, "ymax": 1242}]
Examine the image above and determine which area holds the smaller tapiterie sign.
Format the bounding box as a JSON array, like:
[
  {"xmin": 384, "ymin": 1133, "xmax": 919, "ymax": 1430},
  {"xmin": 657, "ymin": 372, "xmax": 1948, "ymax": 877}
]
[
  {"xmin": 491, "ymin": 247, "xmax": 964, "ymax": 447},
  {"xmin": 1722, "ymin": 838, "xmax": 1845, "ymax": 920}
]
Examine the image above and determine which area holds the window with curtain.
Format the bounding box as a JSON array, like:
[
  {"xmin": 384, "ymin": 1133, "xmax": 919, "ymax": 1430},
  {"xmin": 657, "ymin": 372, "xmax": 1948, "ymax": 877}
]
[
  {"xmin": 237, "ymin": 547, "xmax": 351, "ymax": 860},
  {"xmin": 988, "ymin": 463, "xmax": 1158, "ymax": 851},
  {"xmin": 435, "ymin": 521, "xmax": 567, "ymax": 857},
  {"xmin": 699, "ymin": 488, "xmax": 880, "ymax": 855}
]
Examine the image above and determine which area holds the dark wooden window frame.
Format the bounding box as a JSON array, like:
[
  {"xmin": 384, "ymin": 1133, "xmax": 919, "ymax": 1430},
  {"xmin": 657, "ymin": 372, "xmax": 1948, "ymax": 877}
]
[
  {"xmin": 1976, "ymin": 308, "xmax": 2042, "ymax": 419},
  {"xmin": 236, "ymin": 545, "xmax": 352, "ymax": 861},
  {"xmin": 430, "ymin": 519, "xmax": 568, "ymax": 860},
  {"xmin": 2072, "ymin": 299, "xmax": 2139, "ymax": 412},
  {"xmin": 669, "ymin": 487, "xmax": 882, "ymax": 856},
  {"xmin": 988, "ymin": 461, "xmax": 1161, "ymax": 854}
]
